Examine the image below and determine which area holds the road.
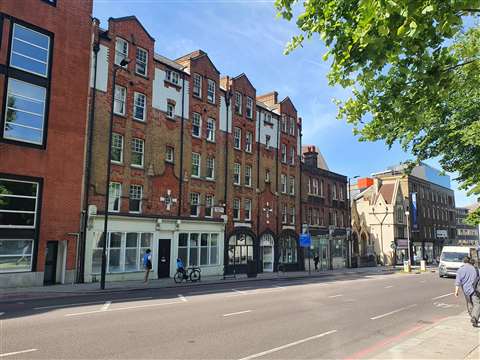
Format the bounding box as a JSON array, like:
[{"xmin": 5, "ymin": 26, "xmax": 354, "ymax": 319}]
[{"xmin": 0, "ymin": 271, "xmax": 464, "ymax": 359}]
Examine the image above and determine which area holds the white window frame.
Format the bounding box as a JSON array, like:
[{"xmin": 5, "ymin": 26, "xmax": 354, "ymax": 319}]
[
  {"xmin": 167, "ymin": 102, "xmax": 175, "ymax": 119},
  {"xmin": 133, "ymin": 92, "xmax": 146, "ymax": 121},
  {"xmin": 206, "ymin": 157, "xmax": 215, "ymax": 180},
  {"xmin": 205, "ymin": 195, "xmax": 214, "ymax": 218},
  {"xmin": 129, "ymin": 185, "xmax": 143, "ymax": 214},
  {"xmin": 115, "ymin": 37, "xmax": 129, "ymax": 67},
  {"xmin": 244, "ymin": 199, "xmax": 252, "ymax": 221},
  {"xmin": 245, "ymin": 165, "xmax": 252, "ymax": 187},
  {"xmin": 313, "ymin": 179, "xmax": 319, "ymax": 195},
  {"xmin": 111, "ymin": 133, "xmax": 123, "ymax": 164},
  {"xmin": 192, "ymin": 113, "xmax": 202, "ymax": 138},
  {"xmin": 281, "ymin": 174, "xmax": 287, "ymax": 193},
  {"xmin": 109, "ymin": 182, "xmax": 122, "ymax": 212},
  {"xmin": 233, "ymin": 198, "xmax": 241, "ymax": 220},
  {"xmin": 233, "ymin": 163, "xmax": 241, "ymax": 185},
  {"xmin": 131, "ymin": 138, "xmax": 144, "ymax": 168},
  {"xmin": 206, "ymin": 118, "xmax": 216, "ymax": 142},
  {"xmin": 281, "ymin": 144, "xmax": 287, "ymax": 163},
  {"xmin": 193, "ymin": 73, "xmax": 202, "ymax": 98},
  {"xmin": 190, "ymin": 192, "xmax": 200, "ymax": 217},
  {"xmin": 282, "ymin": 203, "xmax": 287, "ymax": 224},
  {"xmin": 0, "ymin": 178, "xmax": 39, "ymax": 229},
  {"xmin": 291, "ymin": 206, "xmax": 296, "ymax": 225},
  {"xmin": 265, "ymin": 135, "xmax": 271, "ymax": 149},
  {"xmin": 207, "ymin": 79, "xmax": 216, "ymax": 103},
  {"xmin": 235, "ymin": 91, "xmax": 242, "ymax": 115},
  {"xmin": 289, "ymin": 176, "xmax": 295, "ymax": 196},
  {"xmin": 114, "ymin": 85, "xmax": 126, "ymax": 116},
  {"xmin": 265, "ymin": 169, "xmax": 271, "ymax": 183},
  {"xmin": 191, "ymin": 153, "xmax": 201, "ymax": 178},
  {"xmin": 289, "ymin": 117, "xmax": 295, "ymax": 135},
  {"xmin": 233, "ymin": 127, "xmax": 242, "ymax": 150},
  {"xmin": 290, "ymin": 147, "xmax": 295, "ymax": 165},
  {"xmin": 135, "ymin": 47, "xmax": 148, "ymax": 76},
  {"xmin": 165, "ymin": 69, "xmax": 180, "ymax": 85},
  {"xmin": 246, "ymin": 97, "xmax": 253, "ymax": 119},
  {"xmin": 166, "ymin": 146, "xmax": 174, "ymax": 163},
  {"xmin": 178, "ymin": 232, "xmax": 219, "ymax": 266},
  {"xmin": 333, "ymin": 184, "xmax": 338, "ymax": 200},
  {"xmin": 281, "ymin": 115, "xmax": 287, "ymax": 133},
  {"xmin": 245, "ymin": 131, "xmax": 253, "ymax": 153}
]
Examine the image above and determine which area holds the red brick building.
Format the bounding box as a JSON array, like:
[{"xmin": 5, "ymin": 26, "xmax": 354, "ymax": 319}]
[{"xmin": 0, "ymin": 0, "xmax": 93, "ymax": 286}]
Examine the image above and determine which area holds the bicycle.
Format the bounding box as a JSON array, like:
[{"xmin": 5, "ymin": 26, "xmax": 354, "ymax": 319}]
[{"xmin": 174, "ymin": 267, "xmax": 201, "ymax": 283}]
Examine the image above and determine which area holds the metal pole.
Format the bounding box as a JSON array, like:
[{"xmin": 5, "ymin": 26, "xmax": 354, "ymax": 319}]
[
  {"xmin": 406, "ymin": 211, "xmax": 411, "ymax": 267},
  {"xmin": 100, "ymin": 66, "xmax": 119, "ymax": 290}
]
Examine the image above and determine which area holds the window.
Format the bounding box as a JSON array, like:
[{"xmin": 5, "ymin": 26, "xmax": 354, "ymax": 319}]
[
  {"xmin": 246, "ymin": 97, "xmax": 253, "ymax": 119},
  {"xmin": 290, "ymin": 206, "xmax": 296, "ymax": 224},
  {"xmin": 129, "ymin": 185, "xmax": 142, "ymax": 213},
  {"xmin": 279, "ymin": 235, "xmax": 297, "ymax": 264},
  {"xmin": 165, "ymin": 69, "xmax": 179, "ymax": 85},
  {"xmin": 233, "ymin": 163, "xmax": 241, "ymax": 185},
  {"xmin": 131, "ymin": 138, "xmax": 144, "ymax": 168},
  {"xmin": 135, "ymin": 47, "xmax": 148, "ymax": 76},
  {"xmin": 281, "ymin": 115, "xmax": 287, "ymax": 132},
  {"xmin": 245, "ymin": 199, "xmax": 252, "ymax": 221},
  {"xmin": 265, "ymin": 135, "xmax": 271, "ymax": 149},
  {"xmin": 282, "ymin": 203, "xmax": 287, "ymax": 223},
  {"xmin": 206, "ymin": 118, "xmax": 215, "ymax": 142},
  {"xmin": 207, "ymin": 79, "xmax": 216, "ymax": 103},
  {"xmin": 193, "ymin": 73, "xmax": 202, "ymax": 97},
  {"xmin": 228, "ymin": 233, "xmax": 253, "ymax": 265},
  {"xmin": 332, "ymin": 184, "xmax": 338, "ymax": 200},
  {"xmin": 178, "ymin": 233, "xmax": 219, "ymax": 267},
  {"xmin": 320, "ymin": 180, "xmax": 324, "ymax": 197},
  {"xmin": 0, "ymin": 239, "xmax": 34, "ymax": 273},
  {"xmin": 0, "ymin": 178, "xmax": 39, "ymax": 229},
  {"xmin": 167, "ymin": 103, "xmax": 175, "ymax": 119},
  {"xmin": 312, "ymin": 179, "xmax": 318, "ymax": 195},
  {"xmin": 165, "ymin": 146, "xmax": 174, "ymax": 163},
  {"xmin": 109, "ymin": 182, "xmax": 121, "ymax": 212},
  {"xmin": 133, "ymin": 92, "xmax": 146, "ymax": 121},
  {"xmin": 205, "ymin": 195, "xmax": 214, "ymax": 217},
  {"xmin": 281, "ymin": 174, "xmax": 287, "ymax": 193},
  {"xmin": 111, "ymin": 133, "xmax": 123, "ymax": 163},
  {"xmin": 233, "ymin": 127, "xmax": 242, "ymax": 149},
  {"xmin": 192, "ymin": 113, "xmax": 201, "ymax": 138},
  {"xmin": 338, "ymin": 212, "xmax": 344, "ymax": 227},
  {"xmin": 233, "ymin": 198, "xmax": 240, "ymax": 220},
  {"xmin": 289, "ymin": 176, "xmax": 295, "ymax": 195},
  {"xmin": 114, "ymin": 85, "xmax": 126, "ymax": 115},
  {"xmin": 190, "ymin": 193, "xmax": 200, "ymax": 216},
  {"xmin": 235, "ymin": 92, "xmax": 242, "ymax": 115},
  {"xmin": 245, "ymin": 131, "xmax": 253, "ymax": 153},
  {"xmin": 206, "ymin": 157, "xmax": 215, "ymax": 180},
  {"xmin": 339, "ymin": 185, "xmax": 344, "ymax": 201},
  {"xmin": 290, "ymin": 147, "xmax": 295, "ymax": 165},
  {"xmin": 11, "ymin": 24, "xmax": 50, "ymax": 77},
  {"xmin": 265, "ymin": 169, "xmax": 271, "ymax": 183},
  {"xmin": 289, "ymin": 117, "xmax": 295, "ymax": 135},
  {"xmin": 191, "ymin": 153, "xmax": 201, "ymax": 178},
  {"xmin": 307, "ymin": 208, "xmax": 313, "ymax": 225},
  {"xmin": 115, "ymin": 37, "xmax": 128, "ymax": 67},
  {"xmin": 4, "ymin": 78, "xmax": 46, "ymax": 145},
  {"xmin": 91, "ymin": 232, "xmax": 153, "ymax": 274},
  {"xmin": 307, "ymin": 178, "xmax": 312, "ymax": 194},
  {"xmin": 245, "ymin": 165, "xmax": 252, "ymax": 187},
  {"xmin": 281, "ymin": 144, "xmax": 287, "ymax": 163}
]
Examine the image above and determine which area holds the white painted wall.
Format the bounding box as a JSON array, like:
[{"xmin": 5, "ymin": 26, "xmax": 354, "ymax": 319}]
[
  {"xmin": 152, "ymin": 68, "xmax": 189, "ymax": 119},
  {"xmin": 90, "ymin": 44, "xmax": 109, "ymax": 92},
  {"xmin": 256, "ymin": 109, "xmax": 279, "ymax": 149}
]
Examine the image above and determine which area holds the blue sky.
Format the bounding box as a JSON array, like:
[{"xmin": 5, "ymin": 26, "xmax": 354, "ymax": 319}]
[{"xmin": 94, "ymin": 0, "xmax": 476, "ymax": 206}]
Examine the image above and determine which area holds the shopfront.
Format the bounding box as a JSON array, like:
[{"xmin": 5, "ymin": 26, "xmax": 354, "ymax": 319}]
[
  {"xmin": 278, "ymin": 229, "xmax": 300, "ymax": 271},
  {"xmin": 225, "ymin": 227, "xmax": 257, "ymax": 275}
]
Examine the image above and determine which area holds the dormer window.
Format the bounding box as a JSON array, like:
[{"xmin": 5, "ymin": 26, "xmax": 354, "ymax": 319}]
[{"xmin": 165, "ymin": 69, "xmax": 179, "ymax": 85}]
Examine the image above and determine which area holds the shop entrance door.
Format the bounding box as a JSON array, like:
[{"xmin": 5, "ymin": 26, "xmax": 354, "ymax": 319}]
[
  {"xmin": 260, "ymin": 234, "xmax": 274, "ymax": 272},
  {"xmin": 157, "ymin": 239, "xmax": 171, "ymax": 278},
  {"xmin": 44, "ymin": 241, "xmax": 58, "ymax": 285}
]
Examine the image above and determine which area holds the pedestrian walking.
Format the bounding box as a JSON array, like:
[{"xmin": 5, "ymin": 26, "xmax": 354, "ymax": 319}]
[
  {"xmin": 313, "ymin": 254, "xmax": 319, "ymax": 271},
  {"xmin": 455, "ymin": 256, "xmax": 480, "ymax": 327},
  {"xmin": 143, "ymin": 249, "xmax": 152, "ymax": 283}
]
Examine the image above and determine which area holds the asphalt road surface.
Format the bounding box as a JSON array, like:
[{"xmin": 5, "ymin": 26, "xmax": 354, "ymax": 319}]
[{"xmin": 0, "ymin": 271, "xmax": 464, "ymax": 359}]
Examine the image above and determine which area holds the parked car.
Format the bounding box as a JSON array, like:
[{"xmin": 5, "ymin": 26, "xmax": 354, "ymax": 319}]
[{"xmin": 438, "ymin": 246, "xmax": 478, "ymax": 278}]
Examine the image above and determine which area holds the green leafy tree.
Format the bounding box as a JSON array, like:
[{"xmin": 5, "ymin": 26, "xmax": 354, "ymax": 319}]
[{"xmin": 276, "ymin": 0, "xmax": 480, "ymax": 224}]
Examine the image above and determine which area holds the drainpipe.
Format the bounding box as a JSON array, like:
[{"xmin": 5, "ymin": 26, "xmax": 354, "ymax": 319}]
[
  {"xmin": 177, "ymin": 73, "xmax": 186, "ymax": 217},
  {"xmin": 276, "ymin": 114, "xmax": 281, "ymax": 269},
  {"xmin": 298, "ymin": 118, "xmax": 303, "ymax": 270},
  {"xmin": 256, "ymin": 105, "xmax": 261, "ymax": 271},
  {"xmin": 223, "ymin": 80, "xmax": 232, "ymax": 278},
  {"xmin": 77, "ymin": 33, "xmax": 100, "ymax": 284}
]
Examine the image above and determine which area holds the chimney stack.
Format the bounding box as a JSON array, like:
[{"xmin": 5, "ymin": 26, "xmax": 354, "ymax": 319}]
[{"xmin": 303, "ymin": 145, "xmax": 318, "ymax": 169}]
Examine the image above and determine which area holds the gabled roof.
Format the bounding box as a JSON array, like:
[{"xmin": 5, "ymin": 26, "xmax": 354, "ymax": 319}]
[
  {"xmin": 175, "ymin": 50, "xmax": 220, "ymax": 74},
  {"xmin": 376, "ymin": 183, "xmax": 395, "ymax": 204},
  {"xmin": 232, "ymin": 73, "xmax": 256, "ymax": 91},
  {"xmin": 280, "ymin": 96, "xmax": 297, "ymax": 113},
  {"xmin": 108, "ymin": 16, "xmax": 155, "ymax": 42}
]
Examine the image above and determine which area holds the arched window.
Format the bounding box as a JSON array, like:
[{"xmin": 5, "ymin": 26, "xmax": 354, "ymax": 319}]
[
  {"xmin": 228, "ymin": 233, "xmax": 254, "ymax": 264},
  {"xmin": 279, "ymin": 234, "xmax": 297, "ymax": 264}
]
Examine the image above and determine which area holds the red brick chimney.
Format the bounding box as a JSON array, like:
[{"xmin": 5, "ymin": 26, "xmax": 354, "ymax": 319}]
[{"xmin": 303, "ymin": 145, "xmax": 318, "ymax": 168}]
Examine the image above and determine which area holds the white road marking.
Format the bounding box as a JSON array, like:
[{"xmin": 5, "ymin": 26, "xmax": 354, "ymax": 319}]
[
  {"xmin": 34, "ymin": 296, "xmax": 153, "ymax": 310},
  {"xmin": 420, "ymin": 280, "xmax": 427, "ymax": 283},
  {"xmin": 178, "ymin": 294, "xmax": 188, "ymax": 302},
  {"xmin": 64, "ymin": 300, "xmax": 183, "ymax": 317},
  {"xmin": 0, "ymin": 349, "xmax": 38, "ymax": 358},
  {"xmin": 232, "ymin": 288, "xmax": 248, "ymax": 294},
  {"xmin": 227, "ymin": 288, "xmax": 284, "ymax": 298},
  {"xmin": 272, "ymin": 285, "xmax": 286, "ymax": 289},
  {"xmin": 237, "ymin": 330, "xmax": 337, "ymax": 360},
  {"xmin": 187, "ymin": 289, "xmax": 224, "ymax": 295},
  {"xmin": 432, "ymin": 292, "xmax": 454, "ymax": 300},
  {"xmin": 370, "ymin": 304, "xmax": 417, "ymax": 320},
  {"xmin": 384, "ymin": 285, "xmax": 393, "ymax": 289},
  {"xmin": 328, "ymin": 294, "xmax": 343, "ymax": 298},
  {"xmin": 223, "ymin": 310, "xmax": 253, "ymax": 317},
  {"xmin": 101, "ymin": 301, "xmax": 111, "ymax": 311}
]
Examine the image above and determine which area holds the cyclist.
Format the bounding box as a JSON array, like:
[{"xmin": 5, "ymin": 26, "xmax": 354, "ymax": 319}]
[{"xmin": 177, "ymin": 257, "xmax": 186, "ymax": 279}]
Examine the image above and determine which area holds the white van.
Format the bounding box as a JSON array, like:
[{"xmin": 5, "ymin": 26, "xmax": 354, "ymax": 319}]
[{"xmin": 438, "ymin": 246, "xmax": 478, "ymax": 278}]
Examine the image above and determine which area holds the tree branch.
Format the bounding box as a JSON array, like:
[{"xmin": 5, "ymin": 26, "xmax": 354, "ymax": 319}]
[
  {"xmin": 461, "ymin": 9, "xmax": 480, "ymax": 13},
  {"xmin": 443, "ymin": 58, "xmax": 479, "ymax": 72}
]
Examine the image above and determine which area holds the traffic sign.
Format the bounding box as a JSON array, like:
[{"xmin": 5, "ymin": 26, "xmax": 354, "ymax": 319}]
[{"xmin": 299, "ymin": 233, "xmax": 311, "ymax": 248}]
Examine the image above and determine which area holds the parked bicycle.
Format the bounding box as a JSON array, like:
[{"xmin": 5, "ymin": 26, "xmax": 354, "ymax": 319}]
[{"xmin": 174, "ymin": 266, "xmax": 201, "ymax": 283}]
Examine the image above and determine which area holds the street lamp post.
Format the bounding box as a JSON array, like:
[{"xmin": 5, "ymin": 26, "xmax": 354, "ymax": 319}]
[
  {"xmin": 100, "ymin": 59, "xmax": 130, "ymax": 290},
  {"xmin": 406, "ymin": 210, "xmax": 411, "ymax": 267}
]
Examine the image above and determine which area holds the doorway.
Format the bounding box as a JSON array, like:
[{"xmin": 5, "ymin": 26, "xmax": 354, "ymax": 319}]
[
  {"xmin": 44, "ymin": 241, "xmax": 58, "ymax": 285},
  {"xmin": 260, "ymin": 234, "xmax": 274, "ymax": 272},
  {"xmin": 157, "ymin": 239, "xmax": 171, "ymax": 278}
]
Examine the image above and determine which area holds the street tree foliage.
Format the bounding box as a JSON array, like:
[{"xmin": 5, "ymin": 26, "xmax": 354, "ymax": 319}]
[{"xmin": 276, "ymin": 0, "xmax": 480, "ymax": 223}]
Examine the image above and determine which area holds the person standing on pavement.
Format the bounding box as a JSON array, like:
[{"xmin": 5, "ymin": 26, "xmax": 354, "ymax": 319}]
[
  {"xmin": 455, "ymin": 256, "xmax": 480, "ymax": 327},
  {"xmin": 143, "ymin": 249, "xmax": 152, "ymax": 283},
  {"xmin": 313, "ymin": 254, "xmax": 320, "ymax": 271}
]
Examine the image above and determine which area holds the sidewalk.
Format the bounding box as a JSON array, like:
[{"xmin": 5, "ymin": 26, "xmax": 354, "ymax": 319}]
[
  {"xmin": 0, "ymin": 266, "xmax": 397, "ymax": 302},
  {"xmin": 372, "ymin": 313, "xmax": 480, "ymax": 359}
]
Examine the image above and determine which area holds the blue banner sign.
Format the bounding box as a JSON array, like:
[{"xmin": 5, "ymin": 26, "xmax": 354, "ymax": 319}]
[
  {"xmin": 411, "ymin": 192, "xmax": 418, "ymax": 230},
  {"xmin": 299, "ymin": 233, "xmax": 311, "ymax": 248}
]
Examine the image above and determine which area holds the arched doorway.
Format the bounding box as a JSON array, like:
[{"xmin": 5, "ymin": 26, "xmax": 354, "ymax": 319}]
[
  {"xmin": 260, "ymin": 233, "xmax": 274, "ymax": 272},
  {"xmin": 226, "ymin": 228, "xmax": 256, "ymax": 274},
  {"xmin": 361, "ymin": 233, "xmax": 368, "ymax": 256},
  {"xmin": 278, "ymin": 230, "xmax": 299, "ymax": 271}
]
